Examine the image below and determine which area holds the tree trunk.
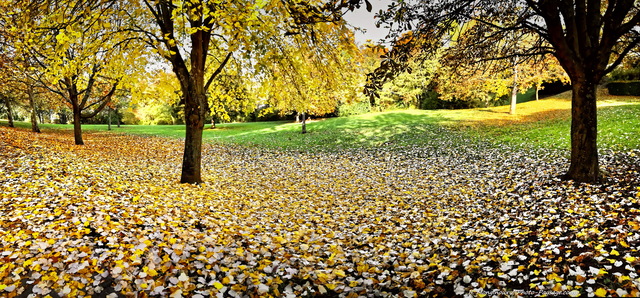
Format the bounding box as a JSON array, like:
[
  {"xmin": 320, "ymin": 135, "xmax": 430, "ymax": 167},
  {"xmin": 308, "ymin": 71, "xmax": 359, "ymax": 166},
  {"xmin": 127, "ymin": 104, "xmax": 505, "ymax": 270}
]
[
  {"xmin": 509, "ymin": 63, "xmax": 518, "ymax": 115},
  {"xmin": 564, "ymin": 80, "xmax": 599, "ymax": 183},
  {"xmin": 108, "ymin": 107, "xmax": 112, "ymax": 131},
  {"xmin": 180, "ymin": 92, "xmax": 205, "ymax": 184},
  {"xmin": 535, "ymin": 84, "xmax": 540, "ymax": 101},
  {"xmin": 116, "ymin": 107, "xmax": 121, "ymax": 127},
  {"xmin": 509, "ymin": 85, "xmax": 518, "ymax": 115},
  {"xmin": 3, "ymin": 96, "xmax": 14, "ymax": 127},
  {"xmin": 72, "ymin": 101, "xmax": 84, "ymax": 145},
  {"xmin": 211, "ymin": 117, "xmax": 216, "ymax": 129},
  {"xmin": 27, "ymin": 88, "xmax": 40, "ymax": 133},
  {"xmin": 301, "ymin": 112, "xmax": 307, "ymax": 134},
  {"xmin": 58, "ymin": 112, "xmax": 68, "ymax": 124}
]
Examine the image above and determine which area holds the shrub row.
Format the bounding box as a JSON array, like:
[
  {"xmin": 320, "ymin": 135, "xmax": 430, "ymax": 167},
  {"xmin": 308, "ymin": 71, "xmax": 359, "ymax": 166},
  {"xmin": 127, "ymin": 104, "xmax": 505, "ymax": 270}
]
[{"xmin": 607, "ymin": 81, "xmax": 640, "ymax": 96}]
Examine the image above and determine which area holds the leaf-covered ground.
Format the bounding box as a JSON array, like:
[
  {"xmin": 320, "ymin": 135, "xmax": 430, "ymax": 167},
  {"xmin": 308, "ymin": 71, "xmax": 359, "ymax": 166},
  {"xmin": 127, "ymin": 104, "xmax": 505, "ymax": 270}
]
[{"xmin": 1, "ymin": 126, "xmax": 639, "ymax": 297}]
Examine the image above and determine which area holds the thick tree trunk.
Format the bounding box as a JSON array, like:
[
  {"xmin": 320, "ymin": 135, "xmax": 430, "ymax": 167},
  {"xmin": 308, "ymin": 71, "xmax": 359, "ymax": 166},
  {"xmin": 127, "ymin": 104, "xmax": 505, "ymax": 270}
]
[
  {"xmin": 301, "ymin": 112, "xmax": 307, "ymax": 134},
  {"xmin": 3, "ymin": 96, "xmax": 14, "ymax": 127},
  {"xmin": 27, "ymin": 88, "xmax": 40, "ymax": 133},
  {"xmin": 72, "ymin": 101, "xmax": 84, "ymax": 145},
  {"xmin": 180, "ymin": 93, "xmax": 206, "ymax": 184},
  {"xmin": 535, "ymin": 84, "xmax": 540, "ymax": 101},
  {"xmin": 564, "ymin": 80, "xmax": 599, "ymax": 183}
]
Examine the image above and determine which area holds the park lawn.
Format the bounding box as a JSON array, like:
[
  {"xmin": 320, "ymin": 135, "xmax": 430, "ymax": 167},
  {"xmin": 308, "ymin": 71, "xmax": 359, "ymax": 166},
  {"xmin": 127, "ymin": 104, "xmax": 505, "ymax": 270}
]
[
  {"xmin": 211, "ymin": 93, "xmax": 640, "ymax": 151},
  {"xmin": 1, "ymin": 92, "xmax": 640, "ymax": 296},
  {"xmin": 6, "ymin": 91, "xmax": 639, "ymax": 152}
]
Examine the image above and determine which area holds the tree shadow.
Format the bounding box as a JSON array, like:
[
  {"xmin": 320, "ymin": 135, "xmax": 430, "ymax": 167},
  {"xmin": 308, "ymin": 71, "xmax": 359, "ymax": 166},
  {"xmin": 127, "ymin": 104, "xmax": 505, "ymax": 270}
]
[{"xmin": 458, "ymin": 108, "xmax": 571, "ymax": 128}]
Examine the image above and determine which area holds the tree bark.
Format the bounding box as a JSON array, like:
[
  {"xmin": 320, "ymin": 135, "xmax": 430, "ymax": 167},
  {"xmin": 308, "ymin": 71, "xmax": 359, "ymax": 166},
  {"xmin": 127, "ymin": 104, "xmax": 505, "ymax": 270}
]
[
  {"xmin": 27, "ymin": 87, "xmax": 40, "ymax": 133},
  {"xmin": 535, "ymin": 84, "xmax": 540, "ymax": 101},
  {"xmin": 71, "ymin": 95, "xmax": 84, "ymax": 145},
  {"xmin": 564, "ymin": 80, "xmax": 599, "ymax": 183},
  {"xmin": 3, "ymin": 96, "xmax": 14, "ymax": 127},
  {"xmin": 301, "ymin": 112, "xmax": 307, "ymax": 134},
  {"xmin": 108, "ymin": 107, "xmax": 112, "ymax": 131},
  {"xmin": 180, "ymin": 92, "xmax": 206, "ymax": 184}
]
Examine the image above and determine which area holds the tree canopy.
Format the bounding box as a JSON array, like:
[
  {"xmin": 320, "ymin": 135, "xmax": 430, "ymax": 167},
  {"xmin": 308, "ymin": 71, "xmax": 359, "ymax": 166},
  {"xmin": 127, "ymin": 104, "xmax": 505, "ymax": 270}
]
[{"xmin": 367, "ymin": 0, "xmax": 640, "ymax": 183}]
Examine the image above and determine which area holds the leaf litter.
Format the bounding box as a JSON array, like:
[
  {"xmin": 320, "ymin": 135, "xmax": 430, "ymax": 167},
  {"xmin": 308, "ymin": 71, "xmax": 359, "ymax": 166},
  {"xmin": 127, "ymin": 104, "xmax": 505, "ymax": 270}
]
[{"xmin": 1, "ymin": 126, "xmax": 639, "ymax": 297}]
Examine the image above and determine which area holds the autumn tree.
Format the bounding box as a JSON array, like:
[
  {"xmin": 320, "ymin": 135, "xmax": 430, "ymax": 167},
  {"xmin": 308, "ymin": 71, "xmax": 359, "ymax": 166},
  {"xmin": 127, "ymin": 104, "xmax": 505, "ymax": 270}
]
[
  {"xmin": 0, "ymin": 90, "xmax": 16, "ymax": 127},
  {"xmin": 3, "ymin": 0, "xmax": 145, "ymax": 144},
  {"xmin": 425, "ymin": 25, "xmax": 569, "ymax": 113},
  {"xmin": 368, "ymin": 0, "xmax": 640, "ymax": 183},
  {"xmin": 105, "ymin": 89, "xmax": 130, "ymax": 130},
  {"xmin": 259, "ymin": 21, "xmax": 361, "ymax": 133},
  {"xmin": 525, "ymin": 54, "xmax": 570, "ymax": 102},
  {"xmin": 507, "ymin": 53, "xmax": 570, "ymax": 114},
  {"xmin": 0, "ymin": 2, "xmax": 38, "ymax": 131},
  {"xmin": 130, "ymin": 69, "xmax": 183, "ymax": 125},
  {"xmin": 0, "ymin": 50, "xmax": 45, "ymax": 132},
  {"xmin": 131, "ymin": 0, "xmax": 365, "ymax": 183},
  {"xmin": 0, "ymin": 56, "xmax": 16, "ymax": 127},
  {"xmin": 207, "ymin": 58, "xmax": 255, "ymax": 128},
  {"xmin": 131, "ymin": 0, "xmax": 263, "ymax": 183}
]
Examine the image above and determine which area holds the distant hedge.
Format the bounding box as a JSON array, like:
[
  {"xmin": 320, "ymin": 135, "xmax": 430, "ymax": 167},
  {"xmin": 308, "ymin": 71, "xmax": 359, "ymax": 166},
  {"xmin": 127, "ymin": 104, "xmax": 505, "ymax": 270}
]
[{"xmin": 607, "ymin": 81, "xmax": 640, "ymax": 96}]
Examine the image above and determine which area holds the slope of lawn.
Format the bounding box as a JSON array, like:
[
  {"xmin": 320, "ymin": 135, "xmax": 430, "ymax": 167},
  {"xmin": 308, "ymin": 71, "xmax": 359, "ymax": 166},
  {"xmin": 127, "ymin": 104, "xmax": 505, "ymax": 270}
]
[{"xmin": 1, "ymin": 92, "xmax": 640, "ymax": 297}]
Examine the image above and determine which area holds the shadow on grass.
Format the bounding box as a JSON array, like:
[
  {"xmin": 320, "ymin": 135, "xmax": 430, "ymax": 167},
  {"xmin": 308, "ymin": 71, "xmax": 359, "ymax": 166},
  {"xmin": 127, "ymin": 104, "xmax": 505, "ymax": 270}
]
[
  {"xmin": 296, "ymin": 111, "xmax": 452, "ymax": 149},
  {"xmin": 457, "ymin": 108, "xmax": 571, "ymax": 129},
  {"xmin": 477, "ymin": 109, "xmax": 510, "ymax": 114}
]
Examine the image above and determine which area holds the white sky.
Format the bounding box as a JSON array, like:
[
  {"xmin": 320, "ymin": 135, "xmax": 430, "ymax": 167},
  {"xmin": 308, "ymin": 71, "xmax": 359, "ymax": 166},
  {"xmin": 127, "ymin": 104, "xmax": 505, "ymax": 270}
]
[{"xmin": 342, "ymin": 0, "xmax": 393, "ymax": 46}]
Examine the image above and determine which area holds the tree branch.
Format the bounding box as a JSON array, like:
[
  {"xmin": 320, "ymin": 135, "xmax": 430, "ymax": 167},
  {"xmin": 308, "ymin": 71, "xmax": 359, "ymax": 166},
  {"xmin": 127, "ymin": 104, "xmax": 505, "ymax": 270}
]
[{"xmin": 204, "ymin": 51, "xmax": 233, "ymax": 92}]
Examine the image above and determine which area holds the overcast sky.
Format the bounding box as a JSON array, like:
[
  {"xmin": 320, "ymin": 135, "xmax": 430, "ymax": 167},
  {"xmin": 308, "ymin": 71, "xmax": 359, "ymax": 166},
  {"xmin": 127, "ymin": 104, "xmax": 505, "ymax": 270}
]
[{"xmin": 342, "ymin": 0, "xmax": 392, "ymax": 46}]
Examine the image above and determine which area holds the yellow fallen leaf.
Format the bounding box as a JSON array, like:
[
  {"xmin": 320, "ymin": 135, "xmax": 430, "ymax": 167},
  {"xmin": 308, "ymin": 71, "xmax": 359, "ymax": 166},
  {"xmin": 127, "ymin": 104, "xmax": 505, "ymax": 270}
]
[{"xmin": 594, "ymin": 288, "xmax": 607, "ymax": 297}]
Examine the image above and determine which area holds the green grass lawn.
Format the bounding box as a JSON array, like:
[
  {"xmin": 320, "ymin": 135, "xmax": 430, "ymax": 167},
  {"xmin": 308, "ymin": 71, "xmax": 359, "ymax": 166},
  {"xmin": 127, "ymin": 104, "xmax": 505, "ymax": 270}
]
[{"xmin": 3, "ymin": 93, "xmax": 640, "ymax": 151}]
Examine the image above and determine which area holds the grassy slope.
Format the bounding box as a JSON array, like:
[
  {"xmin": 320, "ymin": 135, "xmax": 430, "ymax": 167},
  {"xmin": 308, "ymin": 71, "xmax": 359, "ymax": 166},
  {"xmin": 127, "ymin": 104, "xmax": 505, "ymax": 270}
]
[{"xmin": 3, "ymin": 91, "xmax": 640, "ymax": 151}]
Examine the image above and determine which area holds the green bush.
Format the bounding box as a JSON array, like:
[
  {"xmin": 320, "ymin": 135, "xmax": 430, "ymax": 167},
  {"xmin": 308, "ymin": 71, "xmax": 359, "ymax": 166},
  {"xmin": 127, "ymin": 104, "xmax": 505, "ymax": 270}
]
[
  {"xmin": 607, "ymin": 81, "xmax": 640, "ymax": 96},
  {"xmin": 418, "ymin": 90, "xmax": 442, "ymax": 110}
]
